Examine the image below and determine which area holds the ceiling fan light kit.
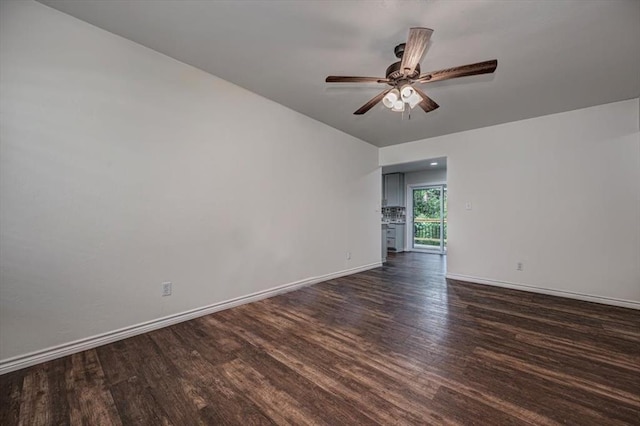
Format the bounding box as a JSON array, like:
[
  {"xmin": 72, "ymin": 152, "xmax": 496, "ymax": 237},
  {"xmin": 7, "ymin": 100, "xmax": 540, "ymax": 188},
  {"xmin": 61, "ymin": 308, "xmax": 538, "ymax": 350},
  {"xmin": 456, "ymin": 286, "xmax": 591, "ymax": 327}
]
[
  {"xmin": 326, "ymin": 27, "xmax": 498, "ymax": 117},
  {"xmin": 392, "ymin": 100, "xmax": 405, "ymax": 112},
  {"xmin": 382, "ymin": 89, "xmax": 400, "ymax": 108},
  {"xmin": 400, "ymin": 85, "xmax": 415, "ymax": 101},
  {"xmin": 381, "ymin": 84, "xmax": 423, "ymax": 115},
  {"xmin": 407, "ymin": 93, "xmax": 423, "ymax": 109}
]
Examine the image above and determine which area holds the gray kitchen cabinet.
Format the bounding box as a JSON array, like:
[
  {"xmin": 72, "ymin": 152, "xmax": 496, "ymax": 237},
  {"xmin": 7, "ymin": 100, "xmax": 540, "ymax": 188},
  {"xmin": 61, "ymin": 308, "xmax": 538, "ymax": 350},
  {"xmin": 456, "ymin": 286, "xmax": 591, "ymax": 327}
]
[
  {"xmin": 382, "ymin": 173, "xmax": 405, "ymax": 207},
  {"xmin": 386, "ymin": 224, "xmax": 405, "ymax": 252},
  {"xmin": 381, "ymin": 224, "xmax": 388, "ymax": 262}
]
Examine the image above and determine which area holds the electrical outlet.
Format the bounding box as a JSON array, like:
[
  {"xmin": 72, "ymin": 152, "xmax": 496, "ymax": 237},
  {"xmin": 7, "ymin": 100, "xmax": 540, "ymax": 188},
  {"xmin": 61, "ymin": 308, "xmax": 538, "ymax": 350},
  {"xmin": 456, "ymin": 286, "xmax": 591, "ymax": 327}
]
[
  {"xmin": 346, "ymin": 251, "xmax": 352, "ymax": 260},
  {"xmin": 516, "ymin": 262, "xmax": 523, "ymax": 271},
  {"xmin": 162, "ymin": 282, "xmax": 172, "ymax": 296}
]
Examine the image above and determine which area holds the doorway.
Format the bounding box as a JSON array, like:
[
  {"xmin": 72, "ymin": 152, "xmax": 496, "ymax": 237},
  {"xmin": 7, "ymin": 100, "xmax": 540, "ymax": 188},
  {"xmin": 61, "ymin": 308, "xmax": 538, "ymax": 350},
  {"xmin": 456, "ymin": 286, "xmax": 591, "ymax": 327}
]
[{"xmin": 408, "ymin": 184, "xmax": 447, "ymax": 253}]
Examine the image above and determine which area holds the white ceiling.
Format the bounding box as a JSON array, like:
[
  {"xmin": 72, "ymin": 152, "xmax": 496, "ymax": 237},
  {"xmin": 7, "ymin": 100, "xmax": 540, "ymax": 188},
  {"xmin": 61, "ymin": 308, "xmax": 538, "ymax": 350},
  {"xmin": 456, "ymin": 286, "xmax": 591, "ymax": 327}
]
[{"xmin": 38, "ymin": 0, "xmax": 640, "ymax": 147}]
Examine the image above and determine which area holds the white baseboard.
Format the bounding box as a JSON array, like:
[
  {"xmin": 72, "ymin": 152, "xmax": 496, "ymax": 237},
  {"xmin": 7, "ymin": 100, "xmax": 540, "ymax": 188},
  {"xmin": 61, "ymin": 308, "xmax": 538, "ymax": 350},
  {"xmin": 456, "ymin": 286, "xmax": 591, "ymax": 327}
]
[
  {"xmin": 446, "ymin": 273, "xmax": 640, "ymax": 310},
  {"xmin": 0, "ymin": 262, "xmax": 382, "ymax": 375}
]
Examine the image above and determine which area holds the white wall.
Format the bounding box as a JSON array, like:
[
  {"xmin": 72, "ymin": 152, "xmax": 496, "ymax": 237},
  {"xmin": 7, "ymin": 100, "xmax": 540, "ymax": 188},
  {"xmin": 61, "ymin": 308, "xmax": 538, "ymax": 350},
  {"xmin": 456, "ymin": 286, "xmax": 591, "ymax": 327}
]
[
  {"xmin": 404, "ymin": 169, "xmax": 447, "ymax": 187},
  {"xmin": 381, "ymin": 98, "xmax": 640, "ymax": 308},
  {"xmin": 0, "ymin": 1, "xmax": 381, "ymax": 366}
]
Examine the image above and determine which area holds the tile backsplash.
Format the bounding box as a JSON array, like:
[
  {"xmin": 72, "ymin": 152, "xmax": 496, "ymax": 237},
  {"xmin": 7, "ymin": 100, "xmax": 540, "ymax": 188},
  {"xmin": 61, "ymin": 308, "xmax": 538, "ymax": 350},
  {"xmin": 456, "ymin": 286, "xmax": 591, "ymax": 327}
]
[{"xmin": 382, "ymin": 206, "xmax": 406, "ymax": 222}]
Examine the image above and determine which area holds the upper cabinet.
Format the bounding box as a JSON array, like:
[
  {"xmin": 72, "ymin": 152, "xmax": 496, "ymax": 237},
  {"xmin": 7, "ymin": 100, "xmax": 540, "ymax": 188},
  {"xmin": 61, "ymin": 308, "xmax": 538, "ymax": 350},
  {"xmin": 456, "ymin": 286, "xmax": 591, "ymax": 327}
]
[{"xmin": 382, "ymin": 173, "xmax": 405, "ymax": 206}]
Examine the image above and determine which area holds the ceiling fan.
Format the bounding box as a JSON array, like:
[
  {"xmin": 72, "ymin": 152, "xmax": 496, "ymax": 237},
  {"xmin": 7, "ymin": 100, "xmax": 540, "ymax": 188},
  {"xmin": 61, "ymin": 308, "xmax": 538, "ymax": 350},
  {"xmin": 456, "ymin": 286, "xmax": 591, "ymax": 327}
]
[{"xmin": 325, "ymin": 28, "xmax": 497, "ymax": 116}]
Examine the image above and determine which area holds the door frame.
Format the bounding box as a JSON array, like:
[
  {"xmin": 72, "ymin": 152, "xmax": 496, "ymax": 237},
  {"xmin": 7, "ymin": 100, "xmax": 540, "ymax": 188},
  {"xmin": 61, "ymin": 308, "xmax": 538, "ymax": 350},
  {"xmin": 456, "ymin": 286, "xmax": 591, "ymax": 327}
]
[{"xmin": 406, "ymin": 182, "xmax": 447, "ymax": 254}]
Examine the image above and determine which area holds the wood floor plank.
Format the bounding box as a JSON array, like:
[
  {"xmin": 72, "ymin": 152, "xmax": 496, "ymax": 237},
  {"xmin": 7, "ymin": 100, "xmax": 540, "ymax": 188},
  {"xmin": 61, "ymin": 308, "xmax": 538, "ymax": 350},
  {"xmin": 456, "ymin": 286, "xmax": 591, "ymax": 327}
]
[
  {"xmin": 2, "ymin": 252, "xmax": 639, "ymax": 425},
  {"xmin": 463, "ymin": 354, "xmax": 638, "ymax": 425},
  {"xmin": 45, "ymin": 359, "xmax": 71, "ymax": 426},
  {"xmin": 64, "ymin": 350, "xmax": 122, "ymax": 426},
  {"xmin": 0, "ymin": 370, "xmax": 26, "ymax": 426},
  {"xmin": 149, "ymin": 327, "xmax": 275, "ymax": 425},
  {"xmin": 118, "ymin": 332, "xmax": 220, "ymax": 426},
  {"xmin": 95, "ymin": 337, "xmax": 146, "ymax": 387},
  {"xmin": 430, "ymin": 386, "xmax": 543, "ymax": 426},
  {"xmin": 18, "ymin": 365, "xmax": 51, "ymax": 426},
  {"xmin": 218, "ymin": 358, "xmax": 327, "ymax": 426},
  {"xmin": 205, "ymin": 316, "xmax": 436, "ymax": 424},
  {"xmin": 236, "ymin": 349, "xmax": 382, "ymax": 425},
  {"xmin": 109, "ymin": 378, "xmax": 173, "ymax": 426}
]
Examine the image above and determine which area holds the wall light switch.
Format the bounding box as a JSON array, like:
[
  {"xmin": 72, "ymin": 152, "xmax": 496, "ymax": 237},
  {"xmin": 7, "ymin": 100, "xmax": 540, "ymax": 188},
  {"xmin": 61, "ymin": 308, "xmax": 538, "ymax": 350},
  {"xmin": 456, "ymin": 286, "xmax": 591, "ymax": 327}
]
[{"xmin": 465, "ymin": 202, "xmax": 472, "ymax": 210}]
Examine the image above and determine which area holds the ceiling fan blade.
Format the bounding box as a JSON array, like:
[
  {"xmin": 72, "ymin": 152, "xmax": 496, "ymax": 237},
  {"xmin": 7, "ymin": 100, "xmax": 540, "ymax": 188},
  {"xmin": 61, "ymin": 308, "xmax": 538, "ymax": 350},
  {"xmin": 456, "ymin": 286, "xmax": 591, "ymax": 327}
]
[
  {"xmin": 416, "ymin": 59, "xmax": 498, "ymax": 83},
  {"xmin": 400, "ymin": 27, "xmax": 433, "ymax": 76},
  {"xmin": 411, "ymin": 86, "xmax": 439, "ymax": 113},
  {"xmin": 354, "ymin": 89, "xmax": 392, "ymax": 115},
  {"xmin": 326, "ymin": 76, "xmax": 389, "ymax": 83}
]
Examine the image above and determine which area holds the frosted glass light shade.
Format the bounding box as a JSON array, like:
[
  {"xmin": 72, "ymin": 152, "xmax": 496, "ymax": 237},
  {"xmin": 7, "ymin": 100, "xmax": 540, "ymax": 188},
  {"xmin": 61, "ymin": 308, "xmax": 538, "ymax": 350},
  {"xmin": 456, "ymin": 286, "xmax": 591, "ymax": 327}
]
[
  {"xmin": 382, "ymin": 89, "xmax": 400, "ymax": 108},
  {"xmin": 400, "ymin": 85, "xmax": 415, "ymax": 101},
  {"xmin": 408, "ymin": 93, "xmax": 423, "ymax": 109},
  {"xmin": 392, "ymin": 100, "xmax": 405, "ymax": 112}
]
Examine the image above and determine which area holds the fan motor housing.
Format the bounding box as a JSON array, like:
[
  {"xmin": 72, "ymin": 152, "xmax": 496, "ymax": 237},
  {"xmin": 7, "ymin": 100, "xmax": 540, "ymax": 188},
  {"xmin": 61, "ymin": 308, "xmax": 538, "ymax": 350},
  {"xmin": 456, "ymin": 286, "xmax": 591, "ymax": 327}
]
[{"xmin": 386, "ymin": 61, "xmax": 421, "ymax": 81}]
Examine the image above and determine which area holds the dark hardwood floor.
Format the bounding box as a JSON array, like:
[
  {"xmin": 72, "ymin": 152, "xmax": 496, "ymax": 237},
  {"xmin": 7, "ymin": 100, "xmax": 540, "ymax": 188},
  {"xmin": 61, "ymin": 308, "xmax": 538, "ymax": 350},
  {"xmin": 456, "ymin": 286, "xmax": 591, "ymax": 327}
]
[{"xmin": 2, "ymin": 252, "xmax": 639, "ymax": 425}]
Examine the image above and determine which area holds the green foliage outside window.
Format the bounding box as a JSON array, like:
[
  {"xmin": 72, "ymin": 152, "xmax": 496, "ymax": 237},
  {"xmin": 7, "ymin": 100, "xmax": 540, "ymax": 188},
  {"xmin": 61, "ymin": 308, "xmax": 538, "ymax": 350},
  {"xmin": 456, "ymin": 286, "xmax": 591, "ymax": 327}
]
[{"xmin": 413, "ymin": 188, "xmax": 447, "ymax": 246}]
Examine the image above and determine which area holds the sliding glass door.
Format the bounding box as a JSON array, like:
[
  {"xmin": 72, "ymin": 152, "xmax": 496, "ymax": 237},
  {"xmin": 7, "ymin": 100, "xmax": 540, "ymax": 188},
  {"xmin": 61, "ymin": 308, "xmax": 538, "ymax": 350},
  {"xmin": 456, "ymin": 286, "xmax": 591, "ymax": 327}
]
[{"xmin": 410, "ymin": 185, "xmax": 447, "ymax": 253}]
